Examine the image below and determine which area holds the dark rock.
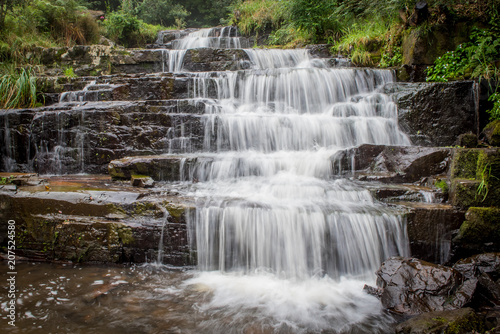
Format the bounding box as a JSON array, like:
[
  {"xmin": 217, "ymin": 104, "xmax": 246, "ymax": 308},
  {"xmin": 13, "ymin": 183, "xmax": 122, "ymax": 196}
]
[
  {"xmin": 453, "ymin": 253, "xmax": 500, "ymax": 280},
  {"xmin": 408, "ymin": 1, "xmax": 429, "ymax": 27},
  {"xmin": 384, "ymin": 82, "xmax": 477, "ymax": 146},
  {"xmin": 332, "ymin": 144, "xmax": 451, "ymax": 182},
  {"xmin": 456, "ymin": 133, "xmax": 478, "ymax": 148},
  {"xmin": 0, "ymin": 180, "xmax": 195, "ymax": 265},
  {"xmin": 401, "ymin": 23, "xmax": 470, "ymax": 80},
  {"xmin": 109, "ymin": 155, "xmax": 198, "ymax": 181},
  {"xmin": 306, "ymin": 44, "xmax": 333, "ymax": 58},
  {"xmin": 403, "ymin": 203, "xmax": 464, "ymax": 264},
  {"xmin": 376, "ymin": 257, "xmax": 474, "ymax": 315},
  {"xmin": 395, "ymin": 307, "xmax": 483, "ymax": 334},
  {"xmin": 484, "ymin": 120, "xmax": 500, "ymax": 147},
  {"xmin": 453, "ymin": 253, "xmax": 500, "ymax": 308},
  {"xmin": 0, "ymin": 100, "xmax": 206, "ymax": 174},
  {"xmin": 182, "ymin": 48, "xmax": 250, "ymax": 72}
]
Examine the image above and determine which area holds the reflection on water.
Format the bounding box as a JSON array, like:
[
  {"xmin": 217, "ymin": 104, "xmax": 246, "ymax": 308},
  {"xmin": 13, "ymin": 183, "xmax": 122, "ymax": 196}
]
[{"xmin": 1, "ymin": 262, "xmax": 395, "ymax": 333}]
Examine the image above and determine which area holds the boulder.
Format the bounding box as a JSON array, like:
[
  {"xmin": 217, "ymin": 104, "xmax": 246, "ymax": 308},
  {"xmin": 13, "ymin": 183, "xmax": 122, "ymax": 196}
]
[
  {"xmin": 384, "ymin": 82, "xmax": 477, "ymax": 147},
  {"xmin": 332, "ymin": 144, "xmax": 451, "ymax": 183},
  {"xmin": 375, "ymin": 257, "xmax": 475, "ymax": 315},
  {"xmin": 131, "ymin": 175, "xmax": 155, "ymax": 188},
  {"xmin": 395, "ymin": 307, "xmax": 483, "ymax": 334}
]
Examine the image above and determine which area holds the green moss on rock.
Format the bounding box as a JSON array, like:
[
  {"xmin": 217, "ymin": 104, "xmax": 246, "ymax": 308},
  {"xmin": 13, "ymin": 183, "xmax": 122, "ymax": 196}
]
[
  {"xmin": 484, "ymin": 120, "xmax": 500, "ymax": 147},
  {"xmin": 450, "ymin": 149, "xmax": 480, "ymax": 179},
  {"xmin": 456, "ymin": 207, "xmax": 500, "ymax": 244}
]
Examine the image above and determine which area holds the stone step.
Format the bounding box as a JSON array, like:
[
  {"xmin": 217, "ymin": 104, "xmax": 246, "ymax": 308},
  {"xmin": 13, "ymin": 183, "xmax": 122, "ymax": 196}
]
[
  {"xmin": 398, "ymin": 201, "xmax": 465, "ymax": 265},
  {"xmin": 0, "ymin": 174, "xmax": 195, "ymax": 265},
  {"xmin": 0, "ymin": 101, "xmax": 209, "ymax": 174}
]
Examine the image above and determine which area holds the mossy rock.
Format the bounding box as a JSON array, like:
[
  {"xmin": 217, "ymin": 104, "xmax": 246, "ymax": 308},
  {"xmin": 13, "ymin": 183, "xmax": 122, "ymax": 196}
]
[
  {"xmin": 453, "ymin": 207, "xmax": 500, "ymax": 252},
  {"xmin": 450, "ymin": 149, "xmax": 480, "ymax": 179},
  {"xmin": 484, "ymin": 120, "xmax": 500, "ymax": 147},
  {"xmin": 449, "ymin": 149, "xmax": 500, "ymax": 208},
  {"xmin": 395, "ymin": 308, "xmax": 483, "ymax": 334},
  {"xmin": 456, "ymin": 133, "xmax": 478, "ymax": 148}
]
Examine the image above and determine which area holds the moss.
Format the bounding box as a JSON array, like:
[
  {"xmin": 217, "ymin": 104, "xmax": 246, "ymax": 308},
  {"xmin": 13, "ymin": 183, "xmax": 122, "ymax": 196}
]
[
  {"xmin": 164, "ymin": 202, "xmax": 185, "ymax": 220},
  {"xmin": 456, "ymin": 207, "xmax": 500, "ymax": 245},
  {"xmin": 133, "ymin": 202, "xmax": 160, "ymax": 216},
  {"xmin": 435, "ymin": 179, "xmax": 449, "ymax": 194},
  {"xmin": 114, "ymin": 223, "xmax": 134, "ymax": 245},
  {"xmin": 444, "ymin": 309, "xmax": 483, "ymax": 334},
  {"xmin": 108, "ymin": 164, "xmax": 128, "ymax": 180},
  {"xmin": 451, "ymin": 179, "xmax": 481, "ymax": 209},
  {"xmin": 451, "ymin": 149, "xmax": 480, "ymax": 179}
]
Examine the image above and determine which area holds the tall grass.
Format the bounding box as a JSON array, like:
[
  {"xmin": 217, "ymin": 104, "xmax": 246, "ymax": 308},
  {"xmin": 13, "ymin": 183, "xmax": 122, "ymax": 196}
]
[{"xmin": 0, "ymin": 67, "xmax": 39, "ymax": 109}]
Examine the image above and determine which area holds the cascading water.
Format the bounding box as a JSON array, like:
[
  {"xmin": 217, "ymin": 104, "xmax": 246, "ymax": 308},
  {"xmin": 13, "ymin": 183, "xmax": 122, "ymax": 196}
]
[
  {"xmin": 160, "ymin": 26, "xmax": 247, "ymax": 72},
  {"xmin": 160, "ymin": 28, "xmax": 412, "ymax": 332}
]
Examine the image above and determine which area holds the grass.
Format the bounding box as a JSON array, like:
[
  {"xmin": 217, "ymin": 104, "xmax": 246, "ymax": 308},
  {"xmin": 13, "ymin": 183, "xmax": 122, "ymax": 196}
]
[{"xmin": 0, "ymin": 66, "xmax": 39, "ymax": 109}]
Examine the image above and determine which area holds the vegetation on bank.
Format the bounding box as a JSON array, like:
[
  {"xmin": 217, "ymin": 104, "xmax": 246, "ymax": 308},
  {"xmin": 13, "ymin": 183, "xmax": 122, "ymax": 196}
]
[{"xmin": 0, "ymin": 0, "xmax": 499, "ymax": 113}]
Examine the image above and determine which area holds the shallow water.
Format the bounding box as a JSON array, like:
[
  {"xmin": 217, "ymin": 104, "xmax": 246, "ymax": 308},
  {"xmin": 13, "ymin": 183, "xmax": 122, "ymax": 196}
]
[{"xmin": 1, "ymin": 262, "xmax": 395, "ymax": 333}]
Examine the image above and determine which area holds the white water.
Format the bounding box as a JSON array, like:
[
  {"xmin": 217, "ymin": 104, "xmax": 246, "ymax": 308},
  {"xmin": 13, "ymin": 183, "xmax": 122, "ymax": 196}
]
[
  {"xmin": 161, "ymin": 26, "xmax": 245, "ymax": 72},
  {"xmin": 156, "ymin": 28, "xmax": 413, "ymax": 332}
]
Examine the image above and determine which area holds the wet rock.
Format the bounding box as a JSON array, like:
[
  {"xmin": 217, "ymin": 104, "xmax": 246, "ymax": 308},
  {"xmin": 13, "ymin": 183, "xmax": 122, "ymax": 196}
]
[
  {"xmin": 332, "ymin": 144, "xmax": 451, "ymax": 183},
  {"xmin": 109, "ymin": 155, "xmax": 197, "ymax": 181},
  {"xmin": 0, "ymin": 100, "xmax": 206, "ymax": 174},
  {"xmin": 375, "ymin": 257, "xmax": 474, "ymax": 315},
  {"xmin": 484, "ymin": 120, "xmax": 500, "ymax": 147},
  {"xmin": 306, "ymin": 44, "xmax": 333, "ymax": 58},
  {"xmin": 182, "ymin": 48, "xmax": 250, "ymax": 72},
  {"xmin": 453, "ymin": 253, "xmax": 500, "ymax": 281},
  {"xmin": 384, "ymin": 82, "xmax": 477, "ymax": 146},
  {"xmin": 0, "ymin": 182, "xmax": 195, "ymax": 265},
  {"xmin": 395, "ymin": 307, "xmax": 483, "ymax": 334},
  {"xmin": 131, "ymin": 175, "xmax": 155, "ymax": 188},
  {"xmin": 403, "ymin": 203, "xmax": 464, "ymax": 264}
]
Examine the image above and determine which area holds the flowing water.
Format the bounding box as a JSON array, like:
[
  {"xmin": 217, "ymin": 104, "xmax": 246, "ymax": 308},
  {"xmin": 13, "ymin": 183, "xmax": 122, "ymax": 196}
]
[{"xmin": 2, "ymin": 27, "xmax": 414, "ymax": 333}]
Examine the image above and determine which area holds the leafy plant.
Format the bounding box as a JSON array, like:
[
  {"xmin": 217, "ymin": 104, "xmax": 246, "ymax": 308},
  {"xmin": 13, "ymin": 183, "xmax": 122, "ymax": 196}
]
[
  {"xmin": 487, "ymin": 92, "xmax": 500, "ymax": 121},
  {"xmin": 425, "ymin": 44, "xmax": 469, "ymax": 82},
  {"xmin": 64, "ymin": 67, "xmax": 77, "ymax": 78}
]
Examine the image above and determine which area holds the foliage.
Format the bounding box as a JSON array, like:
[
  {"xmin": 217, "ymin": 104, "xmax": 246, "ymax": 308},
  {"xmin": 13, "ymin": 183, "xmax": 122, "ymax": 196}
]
[
  {"xmin": 0, "ymin": 66, "xmax": 39, "ymax": 109},
  {"xmin": 230, "ymin": 0, "xmax": 285, "ymax": 35},
  {"xmin": 487, "ymin": 92, "xmax": 500, "ymax": 121},
  {"xmin": 380, "ymin": 47, "xmax": 403, "ymax": 68},
  {"xmin": 287, "ymin": 0, "xmax": 338, "ymax": 43},
  {"xmin": 64, "ymin": 67, "xmax": 77, "ymax": 78},
  {"xmin": 102, "ymin": 10, "xmax": 163, "ymax": 47},
  {"xmin": 426, "ymin": 27, "xmax": 500, "ymax": 82},
  {"xmin": 136, "ymin": 0, "xmax": 189, "ymax": 27}
]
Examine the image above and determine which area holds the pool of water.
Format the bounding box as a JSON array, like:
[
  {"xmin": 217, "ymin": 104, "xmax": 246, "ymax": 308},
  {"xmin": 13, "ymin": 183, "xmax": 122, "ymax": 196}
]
[{"xmin": 1, "ymin": 262, "xmax": 396, "ymax": 333}]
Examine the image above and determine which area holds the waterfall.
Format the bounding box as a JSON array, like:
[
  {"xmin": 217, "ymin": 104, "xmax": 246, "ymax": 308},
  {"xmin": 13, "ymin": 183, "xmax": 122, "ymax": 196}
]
[{"xmin": 166, "ymin": 40, "xmax": 413, "ymax": 280}]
